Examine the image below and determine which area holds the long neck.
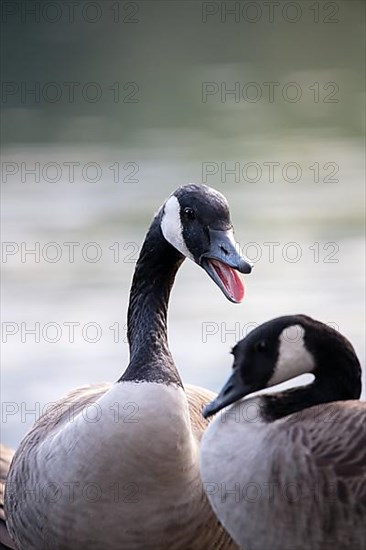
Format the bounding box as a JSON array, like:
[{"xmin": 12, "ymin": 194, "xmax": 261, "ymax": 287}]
[
  {"xmin": 119, "ymin": 211, "xmax": 185, "ymax": 386},
  {"xmin": 262, "ymin": 356, "xmax": 362, "ymax": 422}
]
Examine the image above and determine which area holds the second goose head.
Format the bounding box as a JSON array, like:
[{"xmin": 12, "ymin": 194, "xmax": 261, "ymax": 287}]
[
  {"xmin": 160, "ymin": 184, "xmax": 252, "ymax": 303},
  {"xmin": 203, "ymin": 315, "xmax": 362, "ymax": 418}
]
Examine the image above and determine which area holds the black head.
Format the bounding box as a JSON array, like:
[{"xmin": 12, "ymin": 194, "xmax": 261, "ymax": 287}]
[
  {"xmin": 203, "ymin": 315, "xmax": 362, "ymax": 417},
  {"xmin": 160, "ymin": 184, "xmax": 252, "ymax": 303}
]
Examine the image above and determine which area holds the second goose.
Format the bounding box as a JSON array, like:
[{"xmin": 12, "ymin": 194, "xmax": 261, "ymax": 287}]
[{"xmin": 201, "ymin": 315, "xmax": 365, "ymax": 550}]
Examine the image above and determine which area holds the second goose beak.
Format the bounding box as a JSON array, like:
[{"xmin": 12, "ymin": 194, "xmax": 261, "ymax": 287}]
[
  {"xmin": 200, "ymin": 229, "xmax": 252, "ymax": 303},
  {"xmin": 203, "ymin": 369, "xmax": 252, "ymax": 418}
]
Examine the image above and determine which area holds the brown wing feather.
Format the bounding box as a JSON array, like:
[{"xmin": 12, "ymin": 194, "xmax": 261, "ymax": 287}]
[
  {"xmin": 185, "ymin": 383, "xmax": 219, "ymax": 436},
  {"xmin": 304, "ymin": 402, "xmax": 366, "ymax": 526},
  {"xmin": 264, "ymin": 401, "xmax": 366, "ymax": 550}
]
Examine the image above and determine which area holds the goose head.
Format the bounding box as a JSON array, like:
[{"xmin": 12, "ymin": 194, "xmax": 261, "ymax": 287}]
[
  {"xmin": 203, "ymin": 315, "xmax": 362, "ymax": 417},
  {"xmin": 160, "ymin": 184, "xmax": 252, "ymax": 303}
]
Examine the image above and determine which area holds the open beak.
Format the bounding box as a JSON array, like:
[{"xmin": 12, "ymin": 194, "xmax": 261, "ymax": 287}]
[
  {"xmin": 203, "ymin": 369, "xmax": 252, "ymax": 418},
  {"xmin": 200, "ymin": 229, "xmax": 252, "ymax": 303}
]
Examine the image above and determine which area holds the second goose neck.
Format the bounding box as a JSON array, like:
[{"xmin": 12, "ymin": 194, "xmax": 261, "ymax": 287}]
[
  {"xmin": 120, "ymin": 213, "xmax": 184, "ymax": 386},
  {"xmin": 262, "ymin": 359, "xmax": 362, "ymax": 422}
]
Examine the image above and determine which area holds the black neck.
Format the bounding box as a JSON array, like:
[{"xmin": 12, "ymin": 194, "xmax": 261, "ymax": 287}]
[
  {"xmin": 262, "ymin": 355, "xmax": 362, "ymax": 422},
  {"xmin": 119, "ymin": 211, "xmax": 184, "ymax": 386}
]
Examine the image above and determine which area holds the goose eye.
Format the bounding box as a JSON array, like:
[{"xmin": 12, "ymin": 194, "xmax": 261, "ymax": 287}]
[
  {"xmin": 254, "ymin": 341, "xmax": 267, "ymax": 353},
  {"xmin": 183, "ymin": 207, "xmax": 195, "ymax": 220}
]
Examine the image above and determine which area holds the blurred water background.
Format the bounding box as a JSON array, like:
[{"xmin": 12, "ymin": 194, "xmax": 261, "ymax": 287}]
[{"xmin": 1, "ymin": 0, "xmax": 365, "ymax": 447}]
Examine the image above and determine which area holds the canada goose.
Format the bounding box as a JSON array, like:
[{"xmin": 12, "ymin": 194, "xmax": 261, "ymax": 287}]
[
  {"xmin": 200, "ymin": 315, "xmax": 365, "ymax": 550},
  {"xmin": 4, "ymin": 184, "xmax": 251, "ymax": 550}
]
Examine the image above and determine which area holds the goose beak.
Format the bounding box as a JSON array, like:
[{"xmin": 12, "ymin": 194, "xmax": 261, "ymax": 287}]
[
  {"xmin": 202, "ymin": 369, "xmax": 252, "ymax": 418},
  {"xmin": 200, "ymin": 229, "xmax": 252, "ymax": 303}
]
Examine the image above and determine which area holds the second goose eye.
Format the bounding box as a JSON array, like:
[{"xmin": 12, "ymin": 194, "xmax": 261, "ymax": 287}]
[
  {"xmin": 183, "ymin": 207, "xmax": 195, "ymax": 220},
  {"xmin": 254, "ymin": 341, "xmax": 267, "ymax": 353}
]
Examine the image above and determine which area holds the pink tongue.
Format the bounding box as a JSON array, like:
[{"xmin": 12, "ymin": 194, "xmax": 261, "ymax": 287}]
[{"xmin": 210, "ymin": 259, "xmax": 245, "ymax": 303}]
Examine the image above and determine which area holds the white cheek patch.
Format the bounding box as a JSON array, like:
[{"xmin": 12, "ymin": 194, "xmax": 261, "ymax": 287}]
[
  {"xmin": 160, "ymin": 195, "xmax": 194, "ymax": 260},
  {"xmin": 267, "ymin": 325, "xmax": 315, "ymax": 387}
]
